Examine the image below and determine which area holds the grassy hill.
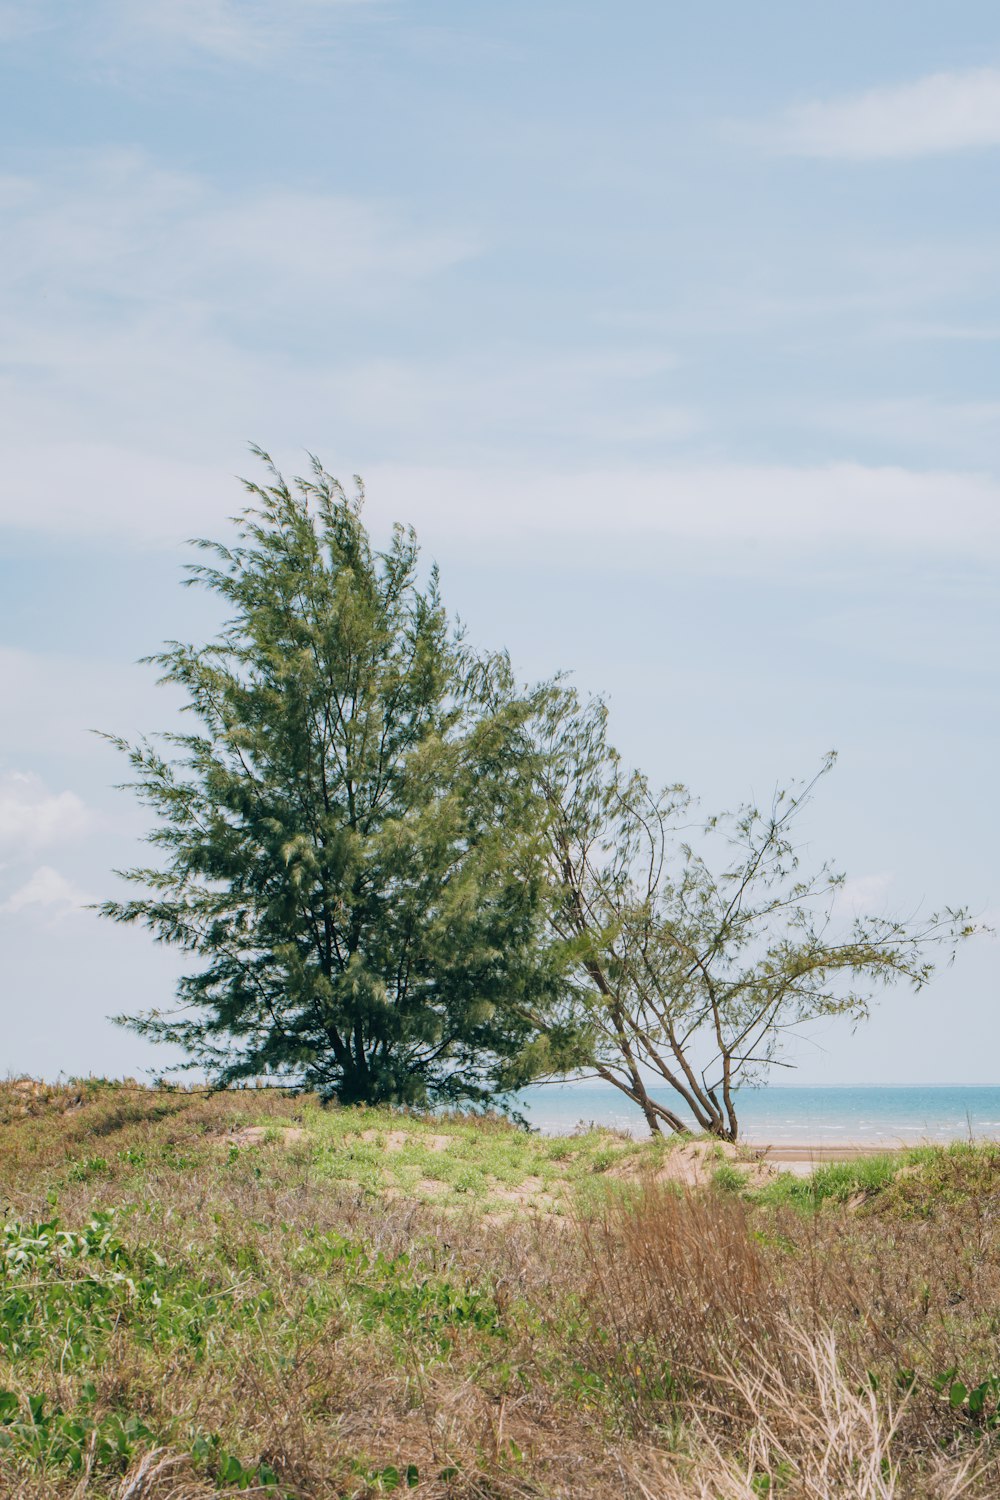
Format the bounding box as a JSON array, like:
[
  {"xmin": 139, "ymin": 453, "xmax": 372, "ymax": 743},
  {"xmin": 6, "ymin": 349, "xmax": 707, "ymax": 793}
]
[{"xmin": 1, "ymin": 1080, "xmax": 999, "ymax": 1498}]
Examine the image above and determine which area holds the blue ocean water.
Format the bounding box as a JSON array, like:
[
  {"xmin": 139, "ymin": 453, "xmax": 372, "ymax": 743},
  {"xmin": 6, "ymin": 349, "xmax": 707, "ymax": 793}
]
[{"xmin": 513, "ymin": 1083, "xmax": 1000, "ymax": 1144}]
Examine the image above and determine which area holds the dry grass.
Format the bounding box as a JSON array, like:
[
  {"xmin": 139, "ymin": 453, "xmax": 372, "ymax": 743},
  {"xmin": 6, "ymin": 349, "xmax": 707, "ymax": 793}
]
[{"xmin": 1, "ymin": 1079, "xmax": 999, "ymax": 1498}]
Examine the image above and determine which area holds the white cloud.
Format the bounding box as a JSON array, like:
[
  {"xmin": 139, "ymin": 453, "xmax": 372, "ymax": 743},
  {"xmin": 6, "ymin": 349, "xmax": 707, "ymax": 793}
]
[
  {"xmin": 0, "ymin": 150, "xmax": 478, "ymax": 540},
  {"xmin": 3, "ymin": 447, "xmax": 1000, "ymax": 564},
  {"xmin": 769, "ymin": 68, "xmax": 1000, "ymax": 160},
  {"xmin": 1, "ymin": 151, "xmax": 998, "ymax": 568},
  {"xmin": 0, "ymin": 865, "xmax": 90, "ymax": 916},
  {"xmin": 0, "ymin": 151, "xmax": 474, "ymax": 320},
  {"xmin": 307, "ymin": 348, "xmax": 692, "ymax": 452},
  {"xmin": 0, "ymin": 772, "xmax": 92, "ymax": 854},
  {"xmin": 805, "ymin": 397, "xmax": 1000, "ymax": 468},
  {"xmin": 0, "ymin": 0, "xmax": 380, "ymax": 66},
  {"xmin": 362, "ymin": 459, "xmax": 1000, "ymax": 561}
]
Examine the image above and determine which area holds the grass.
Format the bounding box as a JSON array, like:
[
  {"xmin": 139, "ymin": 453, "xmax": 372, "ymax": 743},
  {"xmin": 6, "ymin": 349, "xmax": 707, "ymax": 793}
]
[
  {"xmin": 1, "ymin": 1078, "xmax": 999, "ymax": 1497},
  {"xmin": 752, "ymin": 1140, "xmax": 1000, "ymax": 1213}
]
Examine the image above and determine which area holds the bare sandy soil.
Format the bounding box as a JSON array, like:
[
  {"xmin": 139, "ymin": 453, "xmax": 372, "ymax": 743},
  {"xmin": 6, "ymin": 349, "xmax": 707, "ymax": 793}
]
[{"xmin": 745, "ymin": 1141, "xmax": 914, "ymax": 1177}]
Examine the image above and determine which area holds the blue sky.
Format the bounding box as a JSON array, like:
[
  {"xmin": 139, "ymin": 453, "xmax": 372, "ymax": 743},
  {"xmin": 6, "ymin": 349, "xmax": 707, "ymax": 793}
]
[{"xmin": 1, "ymin": 0, "xmax": 997, "ymax": 1085}]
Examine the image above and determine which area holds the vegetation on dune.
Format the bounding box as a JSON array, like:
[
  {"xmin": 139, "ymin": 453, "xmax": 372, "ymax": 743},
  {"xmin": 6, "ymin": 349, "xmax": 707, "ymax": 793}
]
[{"xmin": 1, "ymin": 1079, "xmax": 1000, "ymax": 1498}]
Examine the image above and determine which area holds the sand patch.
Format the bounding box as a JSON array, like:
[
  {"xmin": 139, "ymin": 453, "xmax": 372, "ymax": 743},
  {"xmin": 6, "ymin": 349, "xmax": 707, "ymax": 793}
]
[
  {"xmin": 227, "ymin": 1125, "xmax": 307, "ymax": 1148},
  {"xmin": 487, "ymin": 1175, "xmax": 564, "ymax": 1210},
  {"xmin": 746, "ymin": 1143, "xmax": 907, "ymax": 1180},
  {"xmin": 360, "ymin": 1129, "xmax": 452, "ymax": 1153},
  {"xmin": 613, "ymin": 1140, "xmax": 775, "ymax": 1190},
  {"xmin": 748, "ymin": 1143, "xmax": 901, "ymax": 1164},
  {"xmin": 383, "ymin": 1177, "xmax": 450, "ymax": 1202}
]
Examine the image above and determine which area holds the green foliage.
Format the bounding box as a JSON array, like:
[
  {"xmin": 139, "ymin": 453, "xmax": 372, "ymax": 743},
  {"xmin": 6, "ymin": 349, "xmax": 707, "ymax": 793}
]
[
  {"xmin": 66, "ymin": 1154, "xmax": 110, "ymax": 1181},
  {"xmin": 750, "ymin": 1461, "xmax": 794, "ymax": 1495},
  {"xmin": 754, "ymin": 1155, "xmax": 904, "ymax": 1210},
  {"xmin": 0, "ymin": 1385, "xmax": 281, "ymax": 1492},
  {"xmin": 755, "ymin": 1142, "xmax": 1000, "ymax": 1215},
  {"xmin": 350, "ymin": 1459, "xmax": 421, "ymax": 1491},
  {"xmin": 0, "ymin": 1212, "xmax": 159, "ymax": 1366},
  {"xmin": 295, "ymin": 1230, "xmax": 503, "ymax": 1352},
  {"xmin": 712, "ymin": 1161, "xmax": 749, "ymax": 1194},
  {"xmin": 0, "ymin": 1387, "xmax": 155, "ymax": 1476},
  {"xmin": 101, "ymin": 452, "xmax": 562, "ymax": 1109},
  {"xmin": 930, "ymin": 1367, "xmax": 1000, "ymax": 1432},
  {"xmin": 191, "ymin": 1432, "xmax": 282, "ymax": 1489}
]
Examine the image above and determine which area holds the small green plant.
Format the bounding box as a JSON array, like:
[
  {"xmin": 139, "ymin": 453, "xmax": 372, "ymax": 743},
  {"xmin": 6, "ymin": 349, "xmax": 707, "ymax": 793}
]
[
  {"xmin": 350, "ymin": 1459, "xmax": 420, "ymax": 1492},
  {"xmin": 0, "ymin": 1387, "xmax": 156, "ymax": 1476},
  {"xmin": 751, "ymin": 1465, "xmax": 794, "ymax": 1497},
  {"xmin": 66, "ymin": 1155, "xmax": 110, "ymax": 1182},
  {"xmin": 713, "ymin": 1162, "xmax": 749, "ymax": 1194},
  {"xmin": 192, "ymin": 1431, "xmax": 281, "ymax": 1489},
  {"xmin": 932, "ymin": 1368, "xmax": 1000, "ymax": 1431},
  {"xmin": 294, "ymin": 1232, "xmax": 503, "ymax": 1353}
]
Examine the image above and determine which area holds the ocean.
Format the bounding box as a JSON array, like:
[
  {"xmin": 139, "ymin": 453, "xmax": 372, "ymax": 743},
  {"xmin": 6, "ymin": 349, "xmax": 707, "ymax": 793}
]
[{"xmin": 511, "ymin": 1083, "xmax": 1000, "ymax": 1145}]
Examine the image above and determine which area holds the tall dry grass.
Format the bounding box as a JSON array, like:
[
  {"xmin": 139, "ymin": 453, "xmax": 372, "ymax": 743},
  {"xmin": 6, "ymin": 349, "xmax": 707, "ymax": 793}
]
[{"xmin": 563, "ymin": 1178, "xmax": 1000, "ymax": 1496}]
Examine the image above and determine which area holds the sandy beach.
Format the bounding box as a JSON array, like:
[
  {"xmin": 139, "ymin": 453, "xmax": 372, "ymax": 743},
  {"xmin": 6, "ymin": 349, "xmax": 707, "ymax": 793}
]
[{"xmin": 745, "ymin": 1142, "xmax": 913, "ymax": 1177}]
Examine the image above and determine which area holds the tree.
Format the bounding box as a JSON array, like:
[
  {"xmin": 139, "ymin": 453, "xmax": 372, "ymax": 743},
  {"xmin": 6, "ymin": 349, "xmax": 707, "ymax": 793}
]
[
  {"xmin": 530, "ymin": 687, "xmax": 972, "ymax": 1141},
  {"xmin": 100, "ymin": 453, "xmax": 559, "ymax": 1108}
]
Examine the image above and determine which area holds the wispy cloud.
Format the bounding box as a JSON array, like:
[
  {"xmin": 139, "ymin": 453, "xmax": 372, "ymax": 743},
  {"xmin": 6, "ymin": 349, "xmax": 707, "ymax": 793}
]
[
  {"xmin": 766, "ymin": 67, "xmax": 1000, "ymax": 160},
  {"xmin": 0, "ymin": 0, "xmax": 381, "ymax": 67},
  {"xmin": 0, "ymin": 865, "xmax": 90, "ymax": 917},
  {"xmin": 3, "ymin": 445, "xmax": 1000, "ymax": 564},
  {"xmin": 0, "ymin": 150, "xmax": 474, "ymax": 320},
  {"xmin": 362, "ymin": 459, "xmax": 1000, "ymax": 563},
  {"xmin": 804, "ymin": 396, "xmax": 1000, "ymax": 468},
  {"xmin": 0, "ymin": 149, "xmax": 480, "ymax": 539},
  {"xmin": 0, "ymin": 772, "xmax": 92, "ymax": 854}
]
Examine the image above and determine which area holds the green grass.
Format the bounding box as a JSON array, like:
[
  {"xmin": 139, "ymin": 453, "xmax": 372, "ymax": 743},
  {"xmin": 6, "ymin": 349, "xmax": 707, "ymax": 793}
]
[
  {"xmin": 712, "ymin": 1161, "xmax": 751, "ymax": 1194},
  {"xmin": 753, "ymin": 1153, "xmax": 904, "ymax": 1209},
  {"xmin": 748, "ymin": 1141, "xmax": 1000, "ymax": 1214},
  {"xmin": 302, "ymin": 1103, "xmax": 652, "ymax": 1211}
]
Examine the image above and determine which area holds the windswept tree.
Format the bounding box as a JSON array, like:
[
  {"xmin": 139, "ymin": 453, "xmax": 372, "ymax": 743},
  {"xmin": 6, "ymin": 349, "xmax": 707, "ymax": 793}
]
[
  {"xmin": 530, "ymin": 688, "xmax": 973, "ymax": 1141},
  {"xmin": 100, "ymin": 453, "xmax": 563, "ymax": 1108}
]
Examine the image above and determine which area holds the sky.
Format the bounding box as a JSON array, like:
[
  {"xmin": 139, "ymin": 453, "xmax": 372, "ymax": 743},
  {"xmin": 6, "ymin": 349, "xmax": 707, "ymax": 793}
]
[{"xmin": 0, "ymin": 0, "xmax": 997, "ymax": 1087}]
